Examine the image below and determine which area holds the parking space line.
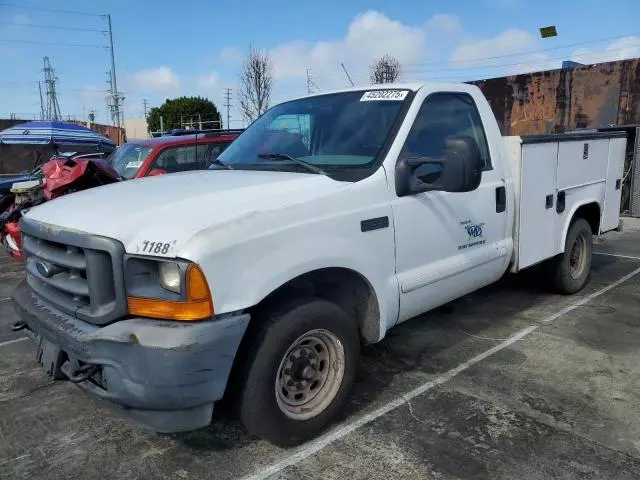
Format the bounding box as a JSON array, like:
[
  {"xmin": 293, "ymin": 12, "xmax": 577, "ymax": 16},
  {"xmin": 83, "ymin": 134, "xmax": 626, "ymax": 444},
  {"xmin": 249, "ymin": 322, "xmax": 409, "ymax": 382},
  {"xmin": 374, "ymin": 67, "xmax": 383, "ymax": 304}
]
[
  {"xmin": 243, "ymin": 265, "xmax": 640, "ymax": 480},
  {"xmin": 0, "ymin": 337, "xmax": 28, "ymax": 348},
  {"xmin": 594, "ymin": 252, "xmax": 640, "ymax": 261}
]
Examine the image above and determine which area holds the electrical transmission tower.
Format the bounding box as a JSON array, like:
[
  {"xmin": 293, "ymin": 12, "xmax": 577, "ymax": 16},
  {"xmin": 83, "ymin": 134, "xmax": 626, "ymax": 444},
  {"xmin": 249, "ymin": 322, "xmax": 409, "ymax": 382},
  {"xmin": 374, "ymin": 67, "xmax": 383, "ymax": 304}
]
[
  {"xmin": 42, "ymin": 57, "xmax": 62, "ymax": 121},
  {"xmin": 306, "ymin": 69, "xmax": 321, "ymax": 94},
  {"xmin": 224, "ymin": 88, "xmax": 232, "ymax": 129},
  {"xmin": 142, "ymin": 98, "xmax": 149, "ymax": 117}
]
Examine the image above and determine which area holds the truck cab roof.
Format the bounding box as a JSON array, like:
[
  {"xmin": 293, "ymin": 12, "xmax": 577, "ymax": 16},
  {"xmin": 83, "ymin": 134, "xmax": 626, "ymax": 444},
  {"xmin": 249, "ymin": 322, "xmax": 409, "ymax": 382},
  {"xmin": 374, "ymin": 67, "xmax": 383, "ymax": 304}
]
[{"xmin": 296, "ymin": 82, "xmax": 480, "ymax": 99}]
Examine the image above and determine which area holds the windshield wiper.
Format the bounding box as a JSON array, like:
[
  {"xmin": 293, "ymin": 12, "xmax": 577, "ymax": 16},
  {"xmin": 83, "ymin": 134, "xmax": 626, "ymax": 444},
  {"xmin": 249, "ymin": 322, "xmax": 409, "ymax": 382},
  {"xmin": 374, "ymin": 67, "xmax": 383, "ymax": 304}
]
[
  {"xmin": 210, "ymin": 158, "xmax": 233, "ymax": 170},
  {"xmin": 257, "ymin": 152, "xmax": 327, "ymax": 175}
]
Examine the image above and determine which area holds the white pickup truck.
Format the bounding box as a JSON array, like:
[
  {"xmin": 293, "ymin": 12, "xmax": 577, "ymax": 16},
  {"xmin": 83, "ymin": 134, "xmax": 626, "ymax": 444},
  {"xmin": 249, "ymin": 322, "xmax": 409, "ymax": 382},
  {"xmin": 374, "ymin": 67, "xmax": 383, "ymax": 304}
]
[{"xmin": 12, "ymin": 83, "xmax": 626, "ymax": 446}]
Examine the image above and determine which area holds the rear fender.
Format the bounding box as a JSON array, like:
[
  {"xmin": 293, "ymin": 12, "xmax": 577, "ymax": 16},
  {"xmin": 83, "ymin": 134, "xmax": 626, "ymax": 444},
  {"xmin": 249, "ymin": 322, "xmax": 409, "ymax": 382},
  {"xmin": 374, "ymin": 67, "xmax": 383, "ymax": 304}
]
[{"xmin": 560, "ymin": 199, "xmax": 601, "ymax": 252}]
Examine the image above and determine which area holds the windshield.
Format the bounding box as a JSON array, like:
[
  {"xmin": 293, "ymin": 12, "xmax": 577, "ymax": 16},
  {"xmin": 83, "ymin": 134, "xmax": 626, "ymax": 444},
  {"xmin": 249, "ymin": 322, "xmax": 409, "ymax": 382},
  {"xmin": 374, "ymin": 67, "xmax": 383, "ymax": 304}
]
[
  {"xmin": 107, "ymin": 143, "xmax": 153, "ymax": 179},
  {"xmin": 216, "ymin": 90, "xmax": 410, "ymax": 180}
]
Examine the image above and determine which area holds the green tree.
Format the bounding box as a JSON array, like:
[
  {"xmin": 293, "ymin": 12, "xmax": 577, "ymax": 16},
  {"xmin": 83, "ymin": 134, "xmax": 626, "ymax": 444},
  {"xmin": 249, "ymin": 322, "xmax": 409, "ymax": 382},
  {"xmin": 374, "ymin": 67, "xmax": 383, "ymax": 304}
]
[{"xmin": 147, "ymin": 96, "xmax": 221, "ymax": 133}]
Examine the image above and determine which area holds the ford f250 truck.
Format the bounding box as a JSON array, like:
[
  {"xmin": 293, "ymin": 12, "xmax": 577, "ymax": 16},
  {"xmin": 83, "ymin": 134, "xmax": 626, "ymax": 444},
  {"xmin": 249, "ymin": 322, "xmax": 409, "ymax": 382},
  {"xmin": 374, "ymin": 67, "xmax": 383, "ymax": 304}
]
[{"xmin": 11, "ymin": 83, "xmax": 626, "ymax": 446}]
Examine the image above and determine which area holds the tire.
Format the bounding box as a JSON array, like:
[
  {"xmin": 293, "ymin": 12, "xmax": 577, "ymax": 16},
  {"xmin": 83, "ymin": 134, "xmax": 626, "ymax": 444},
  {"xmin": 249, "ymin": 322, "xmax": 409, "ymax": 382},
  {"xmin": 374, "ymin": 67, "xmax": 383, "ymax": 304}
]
[
  {"xmin": 548, "ymin": 217, "xmax": 593, "ymax": 294},
  {"xmin": 237, "ymin": 297, "xmax": 359, "ymax": 446}
]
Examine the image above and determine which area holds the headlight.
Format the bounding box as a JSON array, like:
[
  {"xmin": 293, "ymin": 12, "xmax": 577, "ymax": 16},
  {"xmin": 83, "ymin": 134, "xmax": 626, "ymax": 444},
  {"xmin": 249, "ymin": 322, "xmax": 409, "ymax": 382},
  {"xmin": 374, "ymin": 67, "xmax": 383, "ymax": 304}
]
[
  {"xmin": 124, "ymin": 257, "xmax": 214, "ymax": 321},
  {"xmin": 159, "ymin": 261, "xmax": 181, "ymax": 293}
]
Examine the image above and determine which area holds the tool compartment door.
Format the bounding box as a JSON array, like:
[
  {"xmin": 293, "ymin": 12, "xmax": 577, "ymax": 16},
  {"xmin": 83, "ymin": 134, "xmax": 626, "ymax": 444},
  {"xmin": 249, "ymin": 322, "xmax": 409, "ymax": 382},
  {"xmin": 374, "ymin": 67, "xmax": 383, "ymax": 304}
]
[
  {"xmin": 518, "ymin": 142, "xmax": 558, "ymax": 269},
  {"xmin": 601, "ymin": 137, "xmax": 626, "ymax": 232}
]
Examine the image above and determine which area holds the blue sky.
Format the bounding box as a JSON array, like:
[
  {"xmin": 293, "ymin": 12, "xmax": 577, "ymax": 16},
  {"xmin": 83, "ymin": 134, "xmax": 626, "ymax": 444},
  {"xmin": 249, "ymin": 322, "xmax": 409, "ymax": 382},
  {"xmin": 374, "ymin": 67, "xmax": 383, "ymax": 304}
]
[{"xmin": 0, "ymin": 0, "xmax": 639, "ymax": 126}]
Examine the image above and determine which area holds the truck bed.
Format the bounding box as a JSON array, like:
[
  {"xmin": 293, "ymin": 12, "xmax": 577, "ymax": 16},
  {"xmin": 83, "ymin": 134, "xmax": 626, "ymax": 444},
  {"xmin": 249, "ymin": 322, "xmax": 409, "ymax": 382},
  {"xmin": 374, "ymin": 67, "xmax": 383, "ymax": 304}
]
[{"xmin": 504, "ymin": 131, "xmax": 627, "ymax": 272}]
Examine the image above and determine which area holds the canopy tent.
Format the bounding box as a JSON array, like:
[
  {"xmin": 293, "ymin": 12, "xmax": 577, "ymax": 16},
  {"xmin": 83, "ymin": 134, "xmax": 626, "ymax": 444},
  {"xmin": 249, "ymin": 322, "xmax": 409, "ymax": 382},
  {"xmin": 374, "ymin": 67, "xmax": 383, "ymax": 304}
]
[{"xmin": 0, "ymin": 120, "xmax": 116, "ymax": 151}]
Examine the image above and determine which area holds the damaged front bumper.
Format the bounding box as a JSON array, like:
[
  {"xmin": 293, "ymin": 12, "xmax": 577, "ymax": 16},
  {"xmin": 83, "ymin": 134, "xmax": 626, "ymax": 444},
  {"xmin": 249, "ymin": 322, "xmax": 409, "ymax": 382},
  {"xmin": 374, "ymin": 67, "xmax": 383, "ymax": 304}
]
[{"xmin": 11, "ymin": 279, "xmax": 250, "ymax": 432}]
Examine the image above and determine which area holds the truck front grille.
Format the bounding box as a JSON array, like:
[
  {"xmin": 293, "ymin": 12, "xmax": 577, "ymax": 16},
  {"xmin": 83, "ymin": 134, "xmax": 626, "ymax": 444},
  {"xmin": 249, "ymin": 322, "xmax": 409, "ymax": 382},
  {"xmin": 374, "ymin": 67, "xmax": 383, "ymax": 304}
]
[{"xmin": 21, "ymin": 218, "xmax": 127, "ymax": 325}]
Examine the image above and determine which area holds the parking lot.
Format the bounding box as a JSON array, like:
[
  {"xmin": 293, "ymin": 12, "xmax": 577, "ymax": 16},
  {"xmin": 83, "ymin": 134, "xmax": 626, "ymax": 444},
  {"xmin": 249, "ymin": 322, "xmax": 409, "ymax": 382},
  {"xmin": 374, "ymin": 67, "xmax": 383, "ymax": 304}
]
[{"xmin": 1, "ymin": 219, "xmax": 640, "ymax": 480}]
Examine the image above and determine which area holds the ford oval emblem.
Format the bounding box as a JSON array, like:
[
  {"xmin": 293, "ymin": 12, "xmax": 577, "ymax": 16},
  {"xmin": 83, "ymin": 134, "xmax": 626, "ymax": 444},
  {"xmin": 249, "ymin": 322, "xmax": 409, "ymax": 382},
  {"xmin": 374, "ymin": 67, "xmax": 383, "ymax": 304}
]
[
  {"xmin": 35, "ymin": 261, "xmax": 52, "ymax": 278},
  {"xmin": 467, "ymin": 225, "xmax": 483, "ymax": 238}
]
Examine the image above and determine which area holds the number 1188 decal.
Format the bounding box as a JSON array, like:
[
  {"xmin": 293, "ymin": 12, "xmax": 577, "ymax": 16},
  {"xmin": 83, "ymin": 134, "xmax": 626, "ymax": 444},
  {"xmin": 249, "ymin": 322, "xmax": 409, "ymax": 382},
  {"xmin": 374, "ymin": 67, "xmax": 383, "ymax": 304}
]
[{"xmin": 141, "ymin": 240, "xmax": 172, "ymax": 254}]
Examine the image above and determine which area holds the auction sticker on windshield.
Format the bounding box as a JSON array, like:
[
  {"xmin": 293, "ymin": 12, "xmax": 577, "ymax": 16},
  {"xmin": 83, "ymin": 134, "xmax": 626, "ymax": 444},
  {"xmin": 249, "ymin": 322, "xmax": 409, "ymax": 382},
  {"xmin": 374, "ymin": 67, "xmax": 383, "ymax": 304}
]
[{"xmin": 360, "ymin": 90, "xmax": 409, "ymax": 101}]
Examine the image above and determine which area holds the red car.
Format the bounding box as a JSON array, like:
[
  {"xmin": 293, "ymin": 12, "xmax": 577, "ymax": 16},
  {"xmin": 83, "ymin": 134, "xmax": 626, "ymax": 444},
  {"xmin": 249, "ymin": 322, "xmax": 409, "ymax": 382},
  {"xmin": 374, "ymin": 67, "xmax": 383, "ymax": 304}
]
[
  {"xmin": 2, "ymin": 130, "xmax": 242, "ymax": 261},
  {"xmin": 107, "ymin": 129, "xmax": 242, "ymax": 179}
]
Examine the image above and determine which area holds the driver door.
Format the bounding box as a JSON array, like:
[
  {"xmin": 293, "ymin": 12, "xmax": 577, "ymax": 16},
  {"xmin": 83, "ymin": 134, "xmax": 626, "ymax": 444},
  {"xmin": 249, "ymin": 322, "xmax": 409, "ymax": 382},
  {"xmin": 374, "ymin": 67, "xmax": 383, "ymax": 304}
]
[{"xmin": 392, "ymin": 93, "xmax": 509, "ymax": 323}]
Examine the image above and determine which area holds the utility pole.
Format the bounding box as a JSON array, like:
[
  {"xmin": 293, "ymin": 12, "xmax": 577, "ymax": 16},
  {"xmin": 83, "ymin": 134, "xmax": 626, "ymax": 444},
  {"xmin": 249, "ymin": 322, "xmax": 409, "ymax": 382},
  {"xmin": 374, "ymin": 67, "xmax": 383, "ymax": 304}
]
[
  {"xmin": 341, "ymin": 63, "xmax": 355, "ymax": 87},
  {"xmin": 224, "ymin": 88, "xmax": 232, "ymax": 130},
  {"xmin": 38, "ymin": 81, "xmax": 45, "ymax": 120},
  {"xmin": 142, "ymin": 98, "xmax": 149, "ymax": 117},
  {"xmin": 106, "ymin": 14, "xmax": 123, "ymax": 129}
]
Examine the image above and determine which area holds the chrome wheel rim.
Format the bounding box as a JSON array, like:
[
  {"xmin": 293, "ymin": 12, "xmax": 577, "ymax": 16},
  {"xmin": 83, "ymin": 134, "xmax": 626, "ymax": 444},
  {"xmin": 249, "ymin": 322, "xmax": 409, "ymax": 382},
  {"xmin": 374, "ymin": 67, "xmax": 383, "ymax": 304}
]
[
  {"xmin": 569, "ymin": 234, "xmax": 588, "ymax": 279},
  {"xmin": 275, "ymin": 329, "xmax": 345, "ymax": 421}
]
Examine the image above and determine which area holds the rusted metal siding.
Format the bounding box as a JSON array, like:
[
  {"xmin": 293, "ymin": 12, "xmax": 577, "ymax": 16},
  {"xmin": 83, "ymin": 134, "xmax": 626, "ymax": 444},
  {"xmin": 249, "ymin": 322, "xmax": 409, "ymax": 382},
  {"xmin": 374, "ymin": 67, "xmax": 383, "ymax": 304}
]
[{"xmin": 471, "ymin": 58, "xmax": 640, "ymax": 136}]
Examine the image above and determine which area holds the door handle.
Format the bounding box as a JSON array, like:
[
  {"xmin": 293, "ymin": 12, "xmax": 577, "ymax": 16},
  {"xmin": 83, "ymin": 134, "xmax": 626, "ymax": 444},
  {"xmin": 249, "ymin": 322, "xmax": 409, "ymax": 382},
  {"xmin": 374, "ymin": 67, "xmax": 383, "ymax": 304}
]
[
  {"xmin": 495, "ymin": 186, "xmax": 506, "ymax": 213},
  {"xmin": 545, "ymin": 194, "xmax": 554, "ymax": 209}
]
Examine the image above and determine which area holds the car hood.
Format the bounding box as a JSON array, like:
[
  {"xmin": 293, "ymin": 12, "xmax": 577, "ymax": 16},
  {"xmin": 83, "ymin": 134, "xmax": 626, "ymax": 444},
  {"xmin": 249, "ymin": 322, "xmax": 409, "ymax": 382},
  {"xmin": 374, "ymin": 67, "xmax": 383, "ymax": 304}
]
[{"xmin": 25, "ymin": 170, "xmax": 349, "ymax": 258}]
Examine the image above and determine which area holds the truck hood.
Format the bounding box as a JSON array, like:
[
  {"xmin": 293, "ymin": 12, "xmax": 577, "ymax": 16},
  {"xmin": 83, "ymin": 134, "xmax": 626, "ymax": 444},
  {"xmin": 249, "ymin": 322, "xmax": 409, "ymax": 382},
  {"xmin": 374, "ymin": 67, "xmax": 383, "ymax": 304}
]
[{"xmin": 25, "ymin": 170, "xmax": 349, "ymax": 257}]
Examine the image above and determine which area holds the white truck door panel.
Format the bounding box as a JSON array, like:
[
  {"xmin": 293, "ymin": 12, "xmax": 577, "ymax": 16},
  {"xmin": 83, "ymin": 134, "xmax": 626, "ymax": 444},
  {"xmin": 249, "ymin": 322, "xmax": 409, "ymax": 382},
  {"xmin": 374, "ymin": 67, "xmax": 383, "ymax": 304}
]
[
  {"xmin": 518, "ymin": 143, "xmax": 558, "ymax": 269},
  {"xmin": 391, "ymin": 92, "xmax": 509, "ymax": 323},
  {"xmin": 393, "ymin": 178, "xmax": 507, "ymax": 321},
  {"xmin": 601, "ymin": 137, "xmax": 626, "ymax": 232}
]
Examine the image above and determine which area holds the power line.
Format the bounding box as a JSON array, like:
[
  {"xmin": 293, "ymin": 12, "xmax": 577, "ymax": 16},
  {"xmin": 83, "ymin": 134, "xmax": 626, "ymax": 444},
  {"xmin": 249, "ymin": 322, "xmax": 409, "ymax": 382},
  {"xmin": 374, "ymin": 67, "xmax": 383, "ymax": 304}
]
[
  {"xmin": 402, "ymin": 45, "xmax": 640, "ymax": 74},
  {"xmin": 306, "ymin": 43, "xmax": 640, "ymax": 90},
  {"xmin": 0, "ymin": 2, "xmax": 103, "ymax": 17},
  {"xmin": 0, "ymin": 21, "xmax": 106, "ymax": 33},
  {"xmin": 0, "ymin": 38, "xmax": 107, "ymax": 48}
]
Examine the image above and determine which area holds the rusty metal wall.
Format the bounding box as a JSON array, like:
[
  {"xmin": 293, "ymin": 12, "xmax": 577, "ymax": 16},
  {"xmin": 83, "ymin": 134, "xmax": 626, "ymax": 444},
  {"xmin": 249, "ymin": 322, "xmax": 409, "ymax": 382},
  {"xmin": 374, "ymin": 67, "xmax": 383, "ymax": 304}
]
[{"xmin": 470, "ymin": 58, "xmax": 640, "ymax": 135}]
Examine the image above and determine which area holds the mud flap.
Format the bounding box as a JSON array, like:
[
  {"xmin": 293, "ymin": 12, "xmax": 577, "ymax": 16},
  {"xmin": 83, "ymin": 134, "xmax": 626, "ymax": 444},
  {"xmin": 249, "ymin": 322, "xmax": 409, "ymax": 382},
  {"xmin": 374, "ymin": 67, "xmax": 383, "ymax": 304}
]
[{"xmin": 35, "ymin": 335, "xmax": 67, "ymax": 380}]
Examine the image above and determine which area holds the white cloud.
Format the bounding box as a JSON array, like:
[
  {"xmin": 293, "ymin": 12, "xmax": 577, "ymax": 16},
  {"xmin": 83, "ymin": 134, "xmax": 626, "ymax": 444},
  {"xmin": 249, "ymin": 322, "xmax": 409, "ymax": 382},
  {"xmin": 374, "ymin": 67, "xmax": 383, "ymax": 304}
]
[
  {"xmin": 571, "ymin": 36, "xmax": 640, "ymax": 65},
  {"xmin": 196, "ymin": 71, "xmax": 221, "ymax": 91},
  {"xmin": 449, "ymin": 29, "xmax": 554, "ymax": 77},
  {"xmin": 268, "ymin": 10, "xmax": 428, "ymax": 88},
  {"xmin": 129, "ymin": 66, "xmax": 181, "ymax": 95}
]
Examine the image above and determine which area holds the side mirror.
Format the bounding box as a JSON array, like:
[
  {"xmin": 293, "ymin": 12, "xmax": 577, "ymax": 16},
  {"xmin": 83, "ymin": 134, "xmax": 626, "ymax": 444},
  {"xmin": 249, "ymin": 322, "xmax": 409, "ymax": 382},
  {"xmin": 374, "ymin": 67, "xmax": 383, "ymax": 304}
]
[
  {"xmin": 148, "ymin": 168, "xmax": 167, "ymax": 177},
  {"xmin": 395, "ymin": 135, "xmax": 483, "ymax": 196}
]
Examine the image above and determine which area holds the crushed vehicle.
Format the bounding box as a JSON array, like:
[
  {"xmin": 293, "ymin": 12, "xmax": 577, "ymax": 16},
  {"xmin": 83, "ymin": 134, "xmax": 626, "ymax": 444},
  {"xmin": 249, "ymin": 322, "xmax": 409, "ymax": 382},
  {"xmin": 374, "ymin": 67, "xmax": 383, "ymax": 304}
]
[
  {"xmin": 1, "ymin": 130, "xmax": 241, "ymax": 260},
  {"xmin": 11, "ymin": 84, "xmax": 626, "ymax": 446}
]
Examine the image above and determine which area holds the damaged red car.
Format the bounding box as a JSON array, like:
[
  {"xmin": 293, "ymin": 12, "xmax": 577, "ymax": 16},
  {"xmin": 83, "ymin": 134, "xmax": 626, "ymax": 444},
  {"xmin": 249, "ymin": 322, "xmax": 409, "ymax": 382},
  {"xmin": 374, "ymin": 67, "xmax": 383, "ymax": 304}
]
[{"xmin": 1, "ymin": 130, "xmax": 242, "ymax": 260}]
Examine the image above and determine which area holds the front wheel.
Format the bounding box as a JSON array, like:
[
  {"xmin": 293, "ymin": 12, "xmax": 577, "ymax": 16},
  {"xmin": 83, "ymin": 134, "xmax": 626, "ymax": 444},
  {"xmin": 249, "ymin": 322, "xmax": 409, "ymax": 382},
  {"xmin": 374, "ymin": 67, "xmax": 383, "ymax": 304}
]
[
  {"xmin": 547, "ymin": 217, "xmax": 593, "ymax": 294},
  {"xmin": 238, "ymin": 297, "xmax": 359, "ymax": 446}
]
